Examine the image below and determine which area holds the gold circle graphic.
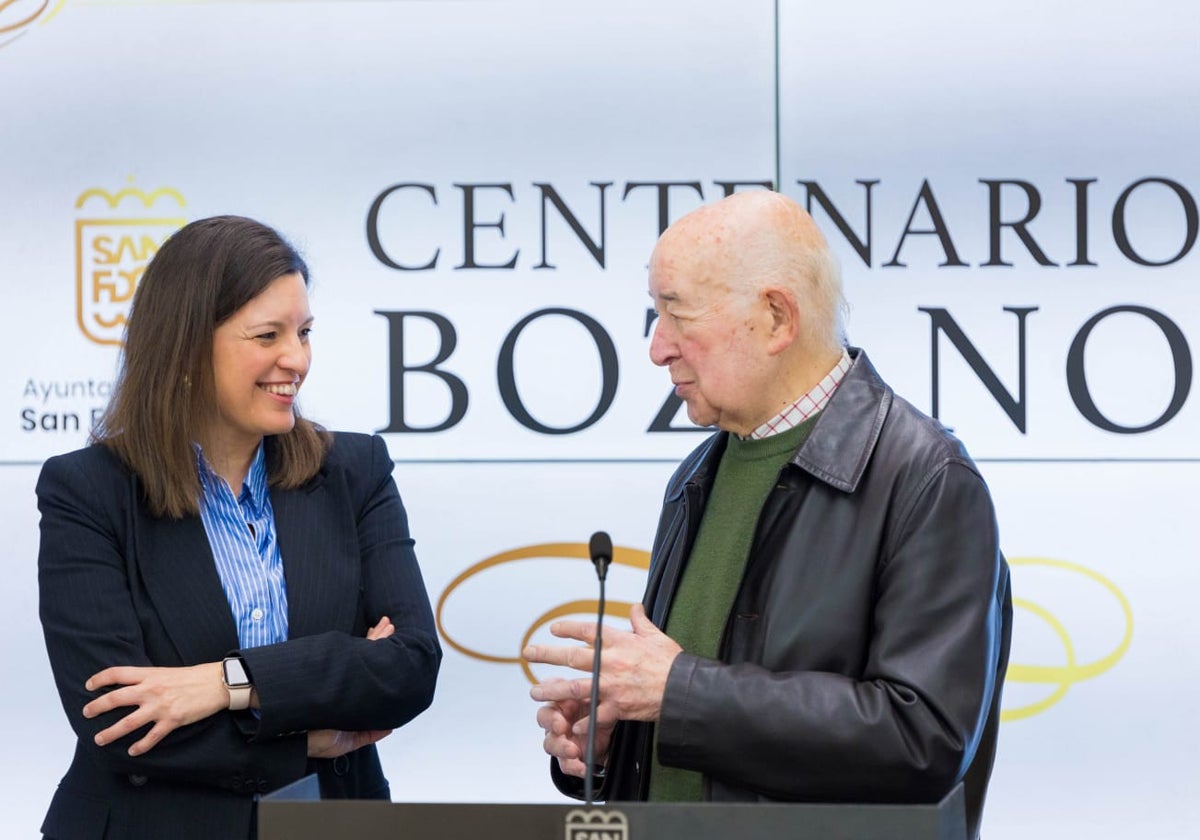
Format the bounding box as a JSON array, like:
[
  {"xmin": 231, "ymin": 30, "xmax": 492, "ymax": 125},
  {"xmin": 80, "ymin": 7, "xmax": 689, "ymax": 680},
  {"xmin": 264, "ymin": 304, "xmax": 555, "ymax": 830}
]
[
  {"xmin": 0, "ymin": 0, "xmax": 63, "ymax": 49},
  {"xmin": 434, "ymin": 542, "xmax": 650, "ymax": 681}
]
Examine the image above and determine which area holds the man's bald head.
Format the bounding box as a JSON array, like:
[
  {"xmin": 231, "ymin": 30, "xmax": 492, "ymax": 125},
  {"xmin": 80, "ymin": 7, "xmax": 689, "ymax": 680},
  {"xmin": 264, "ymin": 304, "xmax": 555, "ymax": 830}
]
[
  {"xmin": 647, "ymin": 192, "xmax": 848, "ymax": 435},
  {"xmin": 650, "ymin": 191, "xmax": 845, "ymax": 355}
]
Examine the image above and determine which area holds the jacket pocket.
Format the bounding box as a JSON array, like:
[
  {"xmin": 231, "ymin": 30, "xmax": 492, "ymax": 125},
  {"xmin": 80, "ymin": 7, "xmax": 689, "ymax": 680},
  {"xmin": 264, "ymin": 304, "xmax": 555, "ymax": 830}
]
[{"xmin": 40, "ymin": 783, "xmax": 110, "ymax": 840}]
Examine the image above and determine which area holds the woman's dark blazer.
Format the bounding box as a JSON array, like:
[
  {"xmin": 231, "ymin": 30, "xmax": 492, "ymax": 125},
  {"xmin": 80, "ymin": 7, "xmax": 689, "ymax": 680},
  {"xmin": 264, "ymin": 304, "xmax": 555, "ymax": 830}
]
[{"xmin": 36, "ymin": 432, "xmax": 441, "ymax": 840}]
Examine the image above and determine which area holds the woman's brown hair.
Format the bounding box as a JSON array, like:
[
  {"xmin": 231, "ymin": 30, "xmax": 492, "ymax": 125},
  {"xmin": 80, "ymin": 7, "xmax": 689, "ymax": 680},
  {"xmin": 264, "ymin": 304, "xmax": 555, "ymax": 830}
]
[{"xmin": 93, "ymin": 215, "xmax": 331, "ymax": 518}]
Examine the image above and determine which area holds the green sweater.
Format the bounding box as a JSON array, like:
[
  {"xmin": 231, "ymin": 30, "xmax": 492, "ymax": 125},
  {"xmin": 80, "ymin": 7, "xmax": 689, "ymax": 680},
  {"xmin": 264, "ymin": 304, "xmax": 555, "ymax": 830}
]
[{"xmin": 648, "ymin": 417, "xmax": 817, "ymax": 801}]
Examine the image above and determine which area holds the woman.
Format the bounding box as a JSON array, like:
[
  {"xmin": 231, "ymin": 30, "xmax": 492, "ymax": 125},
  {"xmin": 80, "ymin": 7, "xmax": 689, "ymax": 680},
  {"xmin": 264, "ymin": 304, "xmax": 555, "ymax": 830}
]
[{"xmin": 36, "ymin": 216, "xmax": 441, "ymax": 839}]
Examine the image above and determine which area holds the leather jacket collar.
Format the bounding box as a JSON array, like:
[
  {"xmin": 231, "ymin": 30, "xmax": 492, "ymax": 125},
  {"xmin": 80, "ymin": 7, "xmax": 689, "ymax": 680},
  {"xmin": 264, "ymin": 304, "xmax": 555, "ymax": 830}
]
[{"xmin": 665, "ymin": 347, "xmax": 892, "ymax": 500}]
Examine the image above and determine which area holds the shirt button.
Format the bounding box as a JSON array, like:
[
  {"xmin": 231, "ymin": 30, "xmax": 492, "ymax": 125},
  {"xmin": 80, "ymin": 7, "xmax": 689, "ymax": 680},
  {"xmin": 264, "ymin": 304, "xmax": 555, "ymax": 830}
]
[{"xmin": 251, "ymin": 608, "xmax": 264, "ymax": 622}]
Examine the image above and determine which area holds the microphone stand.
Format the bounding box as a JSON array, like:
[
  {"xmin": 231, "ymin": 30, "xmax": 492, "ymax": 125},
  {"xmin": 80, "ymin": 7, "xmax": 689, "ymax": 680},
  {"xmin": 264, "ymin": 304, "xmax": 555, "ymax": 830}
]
[{"xmin": 584, "ymin": 531, "xmax": 612, "ymax": 805}]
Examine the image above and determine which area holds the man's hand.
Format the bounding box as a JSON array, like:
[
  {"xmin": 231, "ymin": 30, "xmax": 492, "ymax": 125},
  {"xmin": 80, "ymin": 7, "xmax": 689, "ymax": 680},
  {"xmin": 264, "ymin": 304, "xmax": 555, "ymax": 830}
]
[
  {"xmin": 525, "ymin": 604, "xmax": 682, "ymax": 775},
  {"xmin": 531, "ymin": 684, "xmax": 615, "ymax": 778},
  {"xmin": 82, "ymin": 662, "xmax": 227, "ymax": 757}
]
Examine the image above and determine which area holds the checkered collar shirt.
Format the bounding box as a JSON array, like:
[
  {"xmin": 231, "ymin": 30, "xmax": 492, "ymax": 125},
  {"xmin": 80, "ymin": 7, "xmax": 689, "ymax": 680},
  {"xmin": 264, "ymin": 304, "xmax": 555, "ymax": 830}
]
[{"xmin": 745, "ymin": 348, "xmax": 852, "ymax": 440}]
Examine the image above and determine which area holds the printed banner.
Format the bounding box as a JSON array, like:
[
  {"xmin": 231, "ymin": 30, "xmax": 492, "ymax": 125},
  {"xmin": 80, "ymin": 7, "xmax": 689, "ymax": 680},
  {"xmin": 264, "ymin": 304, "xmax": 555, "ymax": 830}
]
[{"xmin": 0, "ymin": 2, "xmax": 1194, "ymax": 838}]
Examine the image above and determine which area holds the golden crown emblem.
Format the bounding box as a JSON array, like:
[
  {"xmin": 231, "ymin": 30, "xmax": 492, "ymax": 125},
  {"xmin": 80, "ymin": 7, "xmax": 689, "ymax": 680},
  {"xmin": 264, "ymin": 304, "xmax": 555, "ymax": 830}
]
[{"xmin": 74, "ymin": 178, "xmax": 187, "ymax": 346}]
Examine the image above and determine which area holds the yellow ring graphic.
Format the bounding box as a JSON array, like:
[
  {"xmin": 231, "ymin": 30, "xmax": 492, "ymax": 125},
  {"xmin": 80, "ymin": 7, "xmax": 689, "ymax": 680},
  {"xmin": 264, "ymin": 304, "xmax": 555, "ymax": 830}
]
[
  {"xmin": 41, "ymin": 0, "xmax": 65, "ymax": 23},
  {"xmin": 1001, "ymin": 557, "xmax": 1134, "ymax": 721}
]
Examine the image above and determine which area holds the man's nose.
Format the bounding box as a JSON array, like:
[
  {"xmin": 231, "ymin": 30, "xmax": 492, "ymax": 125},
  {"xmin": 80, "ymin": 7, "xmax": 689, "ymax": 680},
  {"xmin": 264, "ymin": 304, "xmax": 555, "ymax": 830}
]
[{"xmin": 648, "ymin": 318, "xmax": 675, "ymax": 367}]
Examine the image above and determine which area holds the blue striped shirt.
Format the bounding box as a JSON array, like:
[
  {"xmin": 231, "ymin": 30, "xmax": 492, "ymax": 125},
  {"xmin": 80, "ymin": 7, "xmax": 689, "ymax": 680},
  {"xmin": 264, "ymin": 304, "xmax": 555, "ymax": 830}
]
[{"xmin": 196, "ymin": 444, "xmax": 289, "ymax": 650}]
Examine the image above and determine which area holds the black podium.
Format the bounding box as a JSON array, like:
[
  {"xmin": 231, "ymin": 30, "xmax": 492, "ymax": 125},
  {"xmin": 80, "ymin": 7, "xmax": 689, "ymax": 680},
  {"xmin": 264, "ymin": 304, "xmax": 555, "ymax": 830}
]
[{"xmin": 259, "ymin": 775, "xmax": 968, "ymax": 840}]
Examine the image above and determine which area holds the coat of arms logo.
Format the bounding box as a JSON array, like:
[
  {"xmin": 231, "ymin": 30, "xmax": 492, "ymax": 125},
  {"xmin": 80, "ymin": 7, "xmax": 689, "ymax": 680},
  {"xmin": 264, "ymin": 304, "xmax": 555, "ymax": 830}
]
[
  {"xmin": 74, "ymin": 179, "xmax": 187, "ymax": 345},
  {"xmin": 564, "ymin": 808, "xmax": 629, "ymax": 840}
]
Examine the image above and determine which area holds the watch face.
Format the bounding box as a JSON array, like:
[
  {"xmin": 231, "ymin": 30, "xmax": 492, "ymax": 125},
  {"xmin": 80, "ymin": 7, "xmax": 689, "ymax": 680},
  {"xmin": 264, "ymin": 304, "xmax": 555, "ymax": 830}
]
[{"xmin": 223, "ymin": 657, "xmax": 249, "ymax": 686}]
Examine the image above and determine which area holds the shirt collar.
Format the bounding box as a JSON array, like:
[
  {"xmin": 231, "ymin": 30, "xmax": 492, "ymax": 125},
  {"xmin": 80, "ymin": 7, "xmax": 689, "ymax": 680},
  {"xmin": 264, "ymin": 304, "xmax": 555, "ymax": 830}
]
[
  {"xmin": 746, "ymin": 348, "xmax": 852, "ymax": 440},
  {"xmin": 194, "ymin": 442, "xmax": 269, "ymax": 513}
]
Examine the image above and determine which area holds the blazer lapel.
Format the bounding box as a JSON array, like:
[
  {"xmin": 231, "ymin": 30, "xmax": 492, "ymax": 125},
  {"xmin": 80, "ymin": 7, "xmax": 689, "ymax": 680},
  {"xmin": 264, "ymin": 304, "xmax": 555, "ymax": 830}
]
[
  {"xmin": 271, "ymin": 473, "xmax": 360, "ymax": 640},
  {"xmin": 135, "ymin": 503, "xmax": 241, "ymax": 663}
]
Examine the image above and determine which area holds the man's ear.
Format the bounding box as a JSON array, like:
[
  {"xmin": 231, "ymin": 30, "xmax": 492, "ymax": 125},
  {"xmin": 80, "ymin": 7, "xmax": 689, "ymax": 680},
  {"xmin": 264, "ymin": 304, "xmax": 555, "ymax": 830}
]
[{"xmin": 762, "ymin": 287, "xmax": 799, "ymax": 355}]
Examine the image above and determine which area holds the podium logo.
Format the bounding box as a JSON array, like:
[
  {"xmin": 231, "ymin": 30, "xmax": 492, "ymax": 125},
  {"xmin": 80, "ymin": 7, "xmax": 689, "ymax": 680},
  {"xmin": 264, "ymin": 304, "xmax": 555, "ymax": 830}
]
[
  {"xmin": 436, "ymin": 542, "xmax": 650, "ymax": 684},
  {"xmin": 75, "ymin": 180, "xmax": 187, "ymax": 346},
  {"xmin": 565, "ymin": 809, "xmax": 629, "ymax": 840},
  {"xmin": 1002, "ymin": 557, "xmax": 1133, "ymax": 721},
  {"xmin": 0, "ymin": 0, "xmax": 65, "ymax": 50}
]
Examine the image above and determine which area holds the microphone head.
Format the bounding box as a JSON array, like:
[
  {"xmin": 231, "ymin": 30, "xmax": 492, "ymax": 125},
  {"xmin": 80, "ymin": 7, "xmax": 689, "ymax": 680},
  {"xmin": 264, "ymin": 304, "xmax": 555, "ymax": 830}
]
[
  {"xmin": 589, "ymin": 531, "xmax": 613, "ymax": 563},
  {"xmin": 588, "ymin": 531, "xmax": 613, "ymax": 578}
]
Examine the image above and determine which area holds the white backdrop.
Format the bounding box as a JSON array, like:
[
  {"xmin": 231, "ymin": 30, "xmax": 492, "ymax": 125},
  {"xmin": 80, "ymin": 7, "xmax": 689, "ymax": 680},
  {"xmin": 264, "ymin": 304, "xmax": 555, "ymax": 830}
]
[{"xmin": 1, "ymin": 1, "xmax": 1196, "ymax": 837}]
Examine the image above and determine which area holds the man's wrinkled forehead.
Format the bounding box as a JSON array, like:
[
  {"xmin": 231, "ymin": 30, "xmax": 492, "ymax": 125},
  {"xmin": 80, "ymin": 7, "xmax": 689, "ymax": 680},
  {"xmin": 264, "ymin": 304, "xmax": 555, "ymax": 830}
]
[
  {"xmin": 650, "ymin": 220, "xmax": 732, "ymax": 291},
  {"xmin": 648, "ymin": 246, "xmax": 721, "ymax": 306}
]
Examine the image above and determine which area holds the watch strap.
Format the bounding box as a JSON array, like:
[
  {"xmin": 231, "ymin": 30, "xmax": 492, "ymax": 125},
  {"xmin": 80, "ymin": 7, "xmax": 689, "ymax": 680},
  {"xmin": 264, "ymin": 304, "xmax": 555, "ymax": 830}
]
[{"xmin": 226, "ymin": 683, "xmax": 251, "ymax": 711}]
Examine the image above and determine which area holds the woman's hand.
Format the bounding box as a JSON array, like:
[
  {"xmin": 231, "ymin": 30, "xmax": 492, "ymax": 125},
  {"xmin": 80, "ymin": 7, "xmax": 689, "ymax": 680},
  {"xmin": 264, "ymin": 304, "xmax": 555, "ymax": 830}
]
[
  {"xmin": 82, "ymin": 617, "xmax": 398, "ymax": 759},
  {"xmin": 306, "ymin": 727, "xmax": 392, "ymax": 758},
  {"xmin": 82, "ymin": 662, "xmax": 227, "ymax": 757},
  {"xmin": 366, "ymin": 615, "xmax": 394, "ymax": 641}
]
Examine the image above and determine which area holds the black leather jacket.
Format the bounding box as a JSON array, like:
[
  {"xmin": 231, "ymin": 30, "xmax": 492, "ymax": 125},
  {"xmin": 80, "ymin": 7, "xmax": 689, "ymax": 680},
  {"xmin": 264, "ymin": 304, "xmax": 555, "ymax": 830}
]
[{"xmin": 554, "ymin": 349, "xmax": 1012, "ymax": 840}]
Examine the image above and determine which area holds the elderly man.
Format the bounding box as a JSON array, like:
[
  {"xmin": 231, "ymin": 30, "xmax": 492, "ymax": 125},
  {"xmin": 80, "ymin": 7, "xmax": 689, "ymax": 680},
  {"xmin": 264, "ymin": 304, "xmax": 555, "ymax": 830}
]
[{"xmin": 524, "ymin": 191, "xmax": 1011, "ymax": 839}]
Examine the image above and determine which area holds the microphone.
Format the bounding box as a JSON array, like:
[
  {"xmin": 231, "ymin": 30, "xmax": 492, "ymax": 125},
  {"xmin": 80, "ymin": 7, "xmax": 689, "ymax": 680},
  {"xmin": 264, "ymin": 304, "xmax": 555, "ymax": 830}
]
[
  {"xmin": 589, "ymin": 530, "xmax": 612, "ymax": 582},
  {"xmin": 584, "ymin": 530, "xmax": 612, "ymax": 804}
]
